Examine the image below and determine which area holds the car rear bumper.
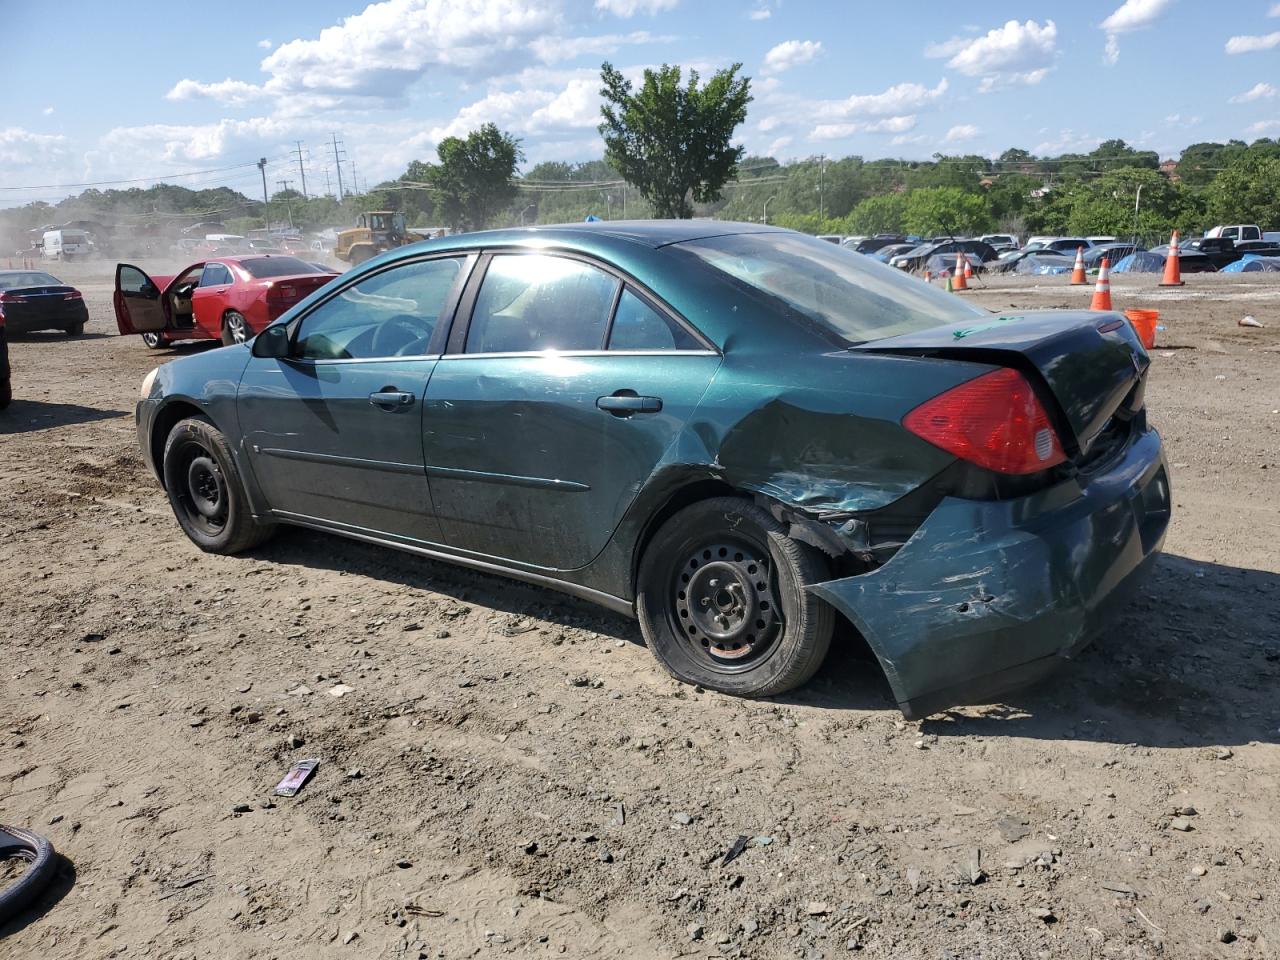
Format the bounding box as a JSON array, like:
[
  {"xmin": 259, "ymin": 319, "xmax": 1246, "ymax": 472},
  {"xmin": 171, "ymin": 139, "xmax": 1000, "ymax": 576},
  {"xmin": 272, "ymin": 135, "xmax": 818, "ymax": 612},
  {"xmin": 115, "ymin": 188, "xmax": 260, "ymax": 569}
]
[
  {"xmin": 809, "ymin": 427, "xmax": 1170, "ymax": 719},
  {"xmin": 2, "ymin": 303, "xmax": 89, "ymax": 333}
]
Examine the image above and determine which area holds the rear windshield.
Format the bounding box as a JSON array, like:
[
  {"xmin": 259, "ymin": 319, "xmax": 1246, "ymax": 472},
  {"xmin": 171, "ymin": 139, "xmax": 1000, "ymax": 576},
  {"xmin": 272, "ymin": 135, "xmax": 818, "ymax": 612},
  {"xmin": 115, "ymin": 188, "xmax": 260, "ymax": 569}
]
[
  {"xmin": 0, "ymin": 272, "xmax": 60, "ymax": 289},
  {"xmin": 239, "ymin": 256, "xmax": 318, "ymax": 278},
  {"xmin": 677, "ymin": 232, "xmax": 985, "ymax": 344}
]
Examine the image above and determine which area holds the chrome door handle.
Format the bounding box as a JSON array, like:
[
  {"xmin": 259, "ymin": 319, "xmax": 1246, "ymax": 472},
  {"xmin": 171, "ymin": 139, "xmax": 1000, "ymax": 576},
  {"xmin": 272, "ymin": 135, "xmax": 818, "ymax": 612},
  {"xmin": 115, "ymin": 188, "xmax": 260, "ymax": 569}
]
[{"xmin": 369, "ymin": 390, "xmax": 415, "ymax": 408}]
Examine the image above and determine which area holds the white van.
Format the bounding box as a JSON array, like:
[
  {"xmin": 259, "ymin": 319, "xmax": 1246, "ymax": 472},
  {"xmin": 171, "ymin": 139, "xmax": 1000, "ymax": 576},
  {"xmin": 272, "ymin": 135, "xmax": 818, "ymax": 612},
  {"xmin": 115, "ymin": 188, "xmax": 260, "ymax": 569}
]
[{"xmin": 43, "ymin": 229, "xmax": 91, "ymax": 260}]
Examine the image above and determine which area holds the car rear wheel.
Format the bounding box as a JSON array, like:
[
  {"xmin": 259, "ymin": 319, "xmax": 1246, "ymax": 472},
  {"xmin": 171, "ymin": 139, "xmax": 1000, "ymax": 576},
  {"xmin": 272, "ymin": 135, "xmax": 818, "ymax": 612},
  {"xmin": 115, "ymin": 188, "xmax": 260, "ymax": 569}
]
[
  {"xmin": 0, "ymin": 376, "xmax": 10, "ymax": 411},
  {"xmin": 65, "ymin": 321, "xmax": 85, "ymax": 337},
  {"xmin": 162, "ymin": 416, "xmax": 275, "ymax": 554},
  {"xmin": 636, "ymin": 497, "xmax": 834, "ymax": 697},
  {"xmin": 221, "ymin": 311, "xmax": 249, "ymax": 345},
  {"xmin": 141, "ymin": 332, "xmax": 164, "ymax": 349}
]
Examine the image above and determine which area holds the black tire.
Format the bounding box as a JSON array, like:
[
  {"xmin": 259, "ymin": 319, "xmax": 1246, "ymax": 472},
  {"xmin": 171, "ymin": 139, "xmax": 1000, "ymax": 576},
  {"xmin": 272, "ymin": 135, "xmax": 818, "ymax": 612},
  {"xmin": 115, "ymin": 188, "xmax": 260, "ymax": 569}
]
[
  {"xmin": 161, "ymin": 416, "xmax": 275, "ymax": 554},
  {"xmin": 636, "ymin": 497, "xmax": 834, "ymax": 697},
  {"xmin": 0, "ymin": 823, "xmax": 56, "ymax": 922},
  {"xmin": 141, "ymin": 332, "xmax": 164, "ymax": 349},
  {"xmin": 221, "ymin": 310, "xmax": 249, "ymax": 345},
  {"xmin": 0, "ymin": 377, "xmax": 10, "ymax": 411},
  {"xmin": 65, "ymin": 321, "xmax": 85, "ymax": 337}
]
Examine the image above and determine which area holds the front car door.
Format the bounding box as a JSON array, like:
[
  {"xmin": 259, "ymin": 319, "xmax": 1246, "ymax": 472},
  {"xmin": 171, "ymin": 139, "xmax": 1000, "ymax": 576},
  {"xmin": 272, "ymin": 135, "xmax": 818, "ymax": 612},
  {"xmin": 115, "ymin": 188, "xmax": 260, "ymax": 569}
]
[
  {"xmin": 192, "ymin": 261, "xmax": 233, "ymax": 337},
  {"xmin": 422, "ymin": 251, "xmax": 720, "ymax": 571},
  {"xmin": 113, "ymin": 263, "xmax": 169, "ymax": 336},
  {"xmin": 237, "ymin": 254, "xmax": 473, "ymax": 544}
]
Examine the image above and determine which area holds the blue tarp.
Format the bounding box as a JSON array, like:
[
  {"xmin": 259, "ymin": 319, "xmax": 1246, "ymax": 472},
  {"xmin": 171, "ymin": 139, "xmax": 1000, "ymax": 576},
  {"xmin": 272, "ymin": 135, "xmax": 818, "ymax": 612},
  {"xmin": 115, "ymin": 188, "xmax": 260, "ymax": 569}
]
[
  {"xmin": 1014, "ymin": 254, "xmax": 1072, "ymax": 275},
  {"xmin": 1113, "ymin": 251, "xmax": 1166, "ymax": 273},
  {"xmin": 1221, "ymin": 254, "xmax": 1280, "ymax": 273}
]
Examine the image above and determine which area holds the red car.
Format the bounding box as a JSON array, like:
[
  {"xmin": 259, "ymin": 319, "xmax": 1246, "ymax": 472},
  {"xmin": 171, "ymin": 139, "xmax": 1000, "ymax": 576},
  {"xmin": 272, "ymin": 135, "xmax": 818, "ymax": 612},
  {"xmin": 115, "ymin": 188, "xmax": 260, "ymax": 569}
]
[{"xmin": 113, "ymin": 255, "xmax": 336, "ymax": 348}]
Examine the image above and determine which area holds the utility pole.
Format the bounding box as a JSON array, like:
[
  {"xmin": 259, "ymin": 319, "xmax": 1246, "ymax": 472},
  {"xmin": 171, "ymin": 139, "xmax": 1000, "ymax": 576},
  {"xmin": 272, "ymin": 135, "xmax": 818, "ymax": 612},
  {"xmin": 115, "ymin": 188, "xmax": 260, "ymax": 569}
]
[
  {"xmin": 257, "ymin": 158, "xmax": 269, "ymax": 226},
  {"xmin": 277, "ymin": 179, "xmax": 294, "ymax": 194},
  {"xmin": 350, "ymin": 160, "xmax": 359, "ymax": 197},
  {"xmin": 322, "ymin": 166, "xmax": 332, "ymax": 198},
  {"xmin": 293, "ymin": 140, "xmax": 308, "ymax": 199},
  {"xmin": 331, "ymin": 133, "xmax": 347, "ymax": 203}
]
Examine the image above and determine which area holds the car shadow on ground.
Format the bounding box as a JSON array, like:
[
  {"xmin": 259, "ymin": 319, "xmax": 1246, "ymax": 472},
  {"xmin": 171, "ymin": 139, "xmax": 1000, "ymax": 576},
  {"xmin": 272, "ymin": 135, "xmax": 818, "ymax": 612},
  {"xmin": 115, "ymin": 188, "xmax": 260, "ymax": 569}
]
[
  {"xmin": 0, "ymin": 854, "xmax": 76, "ymax": 940},
  {"xmin": 5, "ymin": 331, "xmax": 113, "ymax": 343},
  {"xmin": 256, "ymin": 531, "xmax": 1278, "ymax": 748},
  {"xmin": 0, "ymin": 400, "xmax": 127, "ymax": 435}
]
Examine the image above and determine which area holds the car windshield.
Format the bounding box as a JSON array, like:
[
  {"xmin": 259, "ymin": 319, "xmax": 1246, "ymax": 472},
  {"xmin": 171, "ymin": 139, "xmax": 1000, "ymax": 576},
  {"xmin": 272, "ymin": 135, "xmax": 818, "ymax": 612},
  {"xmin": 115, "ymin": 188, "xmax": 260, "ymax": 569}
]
[
  {"xmin": 0, "ymin": 272, "xmax": 60, "ymax": 289},
  {"xmin": 677, "ymin": 232, "xmax": 986, "ymax": 344},
  {"xmin": 239, "ymin": 256, "xmax": 319, "ymax": 278}
]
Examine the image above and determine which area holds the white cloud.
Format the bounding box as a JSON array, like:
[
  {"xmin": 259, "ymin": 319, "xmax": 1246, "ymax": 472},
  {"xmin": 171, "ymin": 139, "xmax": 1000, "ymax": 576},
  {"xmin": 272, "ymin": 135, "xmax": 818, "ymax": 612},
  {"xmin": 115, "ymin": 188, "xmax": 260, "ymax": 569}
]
[
  {"xmin": 765, "ymin": 136, "xmax": 791, "ymax": 156},
  {"xmin": 811, "ymin": 116, "xmax": 917, "ymax": 140},
  {"xmin": 748, "ymin": 5, "xmax": 771, "ymax": 20},
  {"xmin": 1033, "ymin": 130, "xmax": 1102, "ymax": 155},
  {"xmin": 1100, "ymin": 0, "xmax": 1173, "ymax": 33},
  {"xmin": 1246, "ymin": 119, "xmax": 1280, "ymax": 137},
  {"xmin": 891, "ymin": 133, "xmax": 927, "ymax": 146},
  {"xmin": 42, "ymin": 106, "xmax": 54, "ymax": 116},
  {"xmin": 936, "ymin": 20, "xmax": 1057, "ymax": 87},
  {"xmin": 944, "ymin": 124, "xmax": 980, "ymax": 143},
  {"xmin": 593, "ymin": 0, "xmax": 678, "ymax": 15},
  {"xmin": 257, "ymin": 38, "xmax": 273, "ymax": 49},
  {"xmin": 428, "ymin": 69, "xmax": 604, "ymax": 142},
  {"xmin": 0, "ymin": 127, "xmax": 68, "ymax": 166},
  {"xmin": 166, "ymin": 78, "xmax": 269, "ymax": 106},
  {"xmin": 762, "ymin": 40, "xmax": 822, "ymax": 74},
  {"xmin": 814, "ymin": 79, "xmax": 949, "ymax": 120},
  {"xmin": 1226, "ymin": 31, "xmax": 1280, "ymax": 54},
  {"xmin": 1100, "ymin": 0, "xmax": 1172, "ymax": 64},
  {"xmin": 171, "ymin": 0, "xmax": 560, "ymax": 110},
  {"xmin": 1271, "ymin": 2, "xmax": 1280, "ymax": 14},
  {"xmin": 529, "ymin": 30, "xmax": 672, "ymax": 63},
  {"xmin": 1230, "ymin": 82, "xmax": 1277, "ymax": 103}
]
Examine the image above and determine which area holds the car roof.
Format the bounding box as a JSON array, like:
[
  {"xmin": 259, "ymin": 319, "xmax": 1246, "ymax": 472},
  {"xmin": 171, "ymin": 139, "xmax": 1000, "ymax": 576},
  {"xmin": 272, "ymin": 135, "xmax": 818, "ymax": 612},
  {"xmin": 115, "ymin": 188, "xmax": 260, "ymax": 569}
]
[{"xmin": 419, "ymin": 219, "xmax": 786, "ymax": 251}]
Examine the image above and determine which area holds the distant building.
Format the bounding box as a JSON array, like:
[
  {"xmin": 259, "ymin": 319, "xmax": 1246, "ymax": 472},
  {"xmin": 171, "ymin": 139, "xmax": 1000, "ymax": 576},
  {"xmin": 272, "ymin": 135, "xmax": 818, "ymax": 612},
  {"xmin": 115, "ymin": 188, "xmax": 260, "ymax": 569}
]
[{"xmin": 1159, "ymin": 159, "xmax": 1180, "ymax": 182}]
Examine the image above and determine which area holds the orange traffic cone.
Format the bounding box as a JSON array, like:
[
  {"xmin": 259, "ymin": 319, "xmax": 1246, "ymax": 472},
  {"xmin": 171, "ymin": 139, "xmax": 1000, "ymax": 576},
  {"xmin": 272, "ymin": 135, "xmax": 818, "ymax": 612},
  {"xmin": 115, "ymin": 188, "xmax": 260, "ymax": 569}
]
[
  {"xmin": 1161, "ymin": 229, "xmax": 1184, "ymax": 286},
  {"xmin": 1070, "ymin": 246, "xmax": 1087, "ymax": 285},
  {"xmin": 1090, "ymin": 257, "xmax": 1113, "ymax": 311},
  {"xmin": 964, "ymin": 257, "xmax": 974, "ymax": 283},
  {"xmin": 924, "ymin": 269, "xmax": 932, "ymax": 284},
  {"xmin": 952, "ymin": 252, "xmax": 969, "ymax": 291}
]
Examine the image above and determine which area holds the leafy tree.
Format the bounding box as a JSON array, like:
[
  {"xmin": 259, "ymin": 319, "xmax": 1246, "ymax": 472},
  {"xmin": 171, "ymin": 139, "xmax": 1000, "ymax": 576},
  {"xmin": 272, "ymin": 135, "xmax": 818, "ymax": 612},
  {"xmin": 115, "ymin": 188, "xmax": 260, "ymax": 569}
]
[
  {"xmin": 429, "ymin": 123, "xmax": 523, "ymax": 231},
  {"xmin": 599, "ymin": 61, "xmax": 752, "ymax": 218},
  {"xmin": 845, "ymin": 193, "xmax": 908, "ymax": 234},
  {"xmin": 903, "ymin": 187, "xmax": 992, "ymax": 237},
  {"xmin": 1207, "ymin": 151, "xmax": 1280, "ymax": 227}
]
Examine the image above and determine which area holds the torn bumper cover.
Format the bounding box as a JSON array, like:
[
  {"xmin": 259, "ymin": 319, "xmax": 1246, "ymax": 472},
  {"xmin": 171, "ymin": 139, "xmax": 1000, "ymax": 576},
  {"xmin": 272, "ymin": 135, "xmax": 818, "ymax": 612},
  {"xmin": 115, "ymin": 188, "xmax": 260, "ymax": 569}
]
[{"xmin": 809, "ymin": 427, "xmax": 1170, "ymax": 719}]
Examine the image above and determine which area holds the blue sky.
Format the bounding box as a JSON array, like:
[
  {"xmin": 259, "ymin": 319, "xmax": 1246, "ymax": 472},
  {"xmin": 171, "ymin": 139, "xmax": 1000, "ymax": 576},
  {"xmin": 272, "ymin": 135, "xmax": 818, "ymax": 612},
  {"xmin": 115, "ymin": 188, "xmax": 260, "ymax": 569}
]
[{"xmin": 4, "ymin": 0, "xmax": 1279, "ymax": 206}]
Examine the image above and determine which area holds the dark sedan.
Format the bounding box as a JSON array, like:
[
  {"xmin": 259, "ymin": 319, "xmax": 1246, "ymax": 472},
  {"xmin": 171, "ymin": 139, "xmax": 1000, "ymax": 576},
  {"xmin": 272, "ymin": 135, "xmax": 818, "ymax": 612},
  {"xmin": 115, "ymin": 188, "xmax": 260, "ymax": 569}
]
[
  {"xmin": 135, "ymin": 222, "xmax": 1169, "ymax": 718},
  {"xmin": 888, "ymin": 239, "xmax": 998, "ymax": 273},
  {"xmin": 0, "ymin": 270, "xmax": 89, "ymax": 336}
]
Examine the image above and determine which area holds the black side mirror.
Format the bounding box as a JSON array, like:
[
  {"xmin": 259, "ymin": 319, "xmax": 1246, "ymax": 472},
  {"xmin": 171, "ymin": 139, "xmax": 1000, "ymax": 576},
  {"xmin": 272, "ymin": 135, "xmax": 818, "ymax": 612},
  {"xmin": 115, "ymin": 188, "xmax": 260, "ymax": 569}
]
[{"xmin": 252, "ymin": 324, "xmax": 291, "ymax": 358}]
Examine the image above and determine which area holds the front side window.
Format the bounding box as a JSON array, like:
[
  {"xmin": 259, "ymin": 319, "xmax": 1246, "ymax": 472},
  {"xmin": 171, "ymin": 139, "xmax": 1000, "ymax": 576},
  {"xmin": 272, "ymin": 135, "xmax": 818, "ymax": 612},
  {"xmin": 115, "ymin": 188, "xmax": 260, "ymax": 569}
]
[
  {"xmin": 466, "ymin": 254, "xmax": 619, "ymax": 354},
  {"xmin": 294, "ymin": 257, "xmax": 465, "ymax": 360},
  {"xmin": 676, "ymin": 232, "xmax": 985, "ymax": 344}
]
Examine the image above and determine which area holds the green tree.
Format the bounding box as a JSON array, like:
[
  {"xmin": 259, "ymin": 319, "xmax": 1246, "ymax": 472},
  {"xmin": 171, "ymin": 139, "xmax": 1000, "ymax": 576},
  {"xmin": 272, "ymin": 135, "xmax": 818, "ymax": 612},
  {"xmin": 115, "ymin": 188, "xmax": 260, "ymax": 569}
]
[
  {"xmin": 846, "ymin": 193, "xmax": 908, "ymax": 234},
  {"xmin": 1207, "ymin": 151, "xmax": 1280, "ymax": 227},
  {"xmin": 428, "ymin": 123, "xmax": 523, "ymax": 231},
  {"xmin": 598, "ymin": 61, "xmax": 752, "ymax": 218},
  {"xmin": 903, "ymin": 187, "xmax": 992, "ymax": 237}
]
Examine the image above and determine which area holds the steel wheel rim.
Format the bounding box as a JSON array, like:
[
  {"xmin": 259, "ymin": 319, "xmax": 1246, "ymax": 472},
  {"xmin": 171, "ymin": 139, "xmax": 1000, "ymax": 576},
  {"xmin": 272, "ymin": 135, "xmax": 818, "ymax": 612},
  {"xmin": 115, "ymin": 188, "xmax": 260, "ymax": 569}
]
[
  {"xmin": 142, "ymin": 332, "xmax": 161, "ymax": 348},
  {"xmin": 227, "ymin": 314, "xmax": 247, "ymax": 343},
  {"xmin": 670, "ymin": 540, "xmax": 782, "ymax": 672},
  {"xmin": 174, "ymin": 444, "xmax": 228, "ymax": 535}
]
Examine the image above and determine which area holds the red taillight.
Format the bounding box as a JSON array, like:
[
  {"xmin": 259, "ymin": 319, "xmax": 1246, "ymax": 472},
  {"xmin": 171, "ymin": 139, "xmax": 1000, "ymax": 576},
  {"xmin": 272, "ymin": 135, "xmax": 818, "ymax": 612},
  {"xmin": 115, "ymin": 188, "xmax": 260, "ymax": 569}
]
[
  {"xmin": 902, "ymin": 367, "xmax": 1067, "ymax": 475},
  {"xmin": 0, "ymin": 292, "xmax": 26, "ymax": 303},
  {"xmin": 63, "ymin": 290, "xmax": 82, "ymax": 301}
]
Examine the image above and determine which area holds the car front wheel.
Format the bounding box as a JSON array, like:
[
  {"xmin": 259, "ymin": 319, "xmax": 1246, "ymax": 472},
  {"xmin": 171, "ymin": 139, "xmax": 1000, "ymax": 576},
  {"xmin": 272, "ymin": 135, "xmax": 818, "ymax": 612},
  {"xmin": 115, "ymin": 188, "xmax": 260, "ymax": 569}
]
[
  {"xmin": 636, "ymin": 497, "xmax": 834, "ymax": 697},
  {"xmin": 161, "ymin": 416, "xmax": 274, "ymax": 554},
  {"xmin": 141, "ymin": 332, "xmax": 164, "ymax": 349},
  {"xmin": 221, "ymin": 311, "xmax": 249, "ymax": 345}
]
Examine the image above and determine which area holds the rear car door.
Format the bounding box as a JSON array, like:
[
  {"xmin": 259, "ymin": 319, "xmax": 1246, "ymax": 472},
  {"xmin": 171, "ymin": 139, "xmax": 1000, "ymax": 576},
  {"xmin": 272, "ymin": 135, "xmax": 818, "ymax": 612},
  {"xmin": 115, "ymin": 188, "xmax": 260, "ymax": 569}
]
[
  {"xmin": 237, "ymin": 254, "xmax": 473, "ymax": 544},
  {"xmin": 113, "ymin": 264, "xmax": 169, "ymax": 335},
  {"xmin": 191, "ymin": 261, "xmax": 233, "ymax": 337},
  {"xmin": 422, "ymin": 251, "xmax": 720, "ymax": 570}
]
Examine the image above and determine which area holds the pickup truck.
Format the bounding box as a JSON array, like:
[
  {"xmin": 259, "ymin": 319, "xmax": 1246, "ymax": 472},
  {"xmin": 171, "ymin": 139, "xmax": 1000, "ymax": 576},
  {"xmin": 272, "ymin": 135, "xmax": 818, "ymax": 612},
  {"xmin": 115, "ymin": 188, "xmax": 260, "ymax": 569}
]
[
  {"xmin": 1181, "ymin": 235, "xmax": 1280, "ymax": 269},
  {"xmin": 1204, "ymin": 224, "xmax": 1263, "ymax": 242}
]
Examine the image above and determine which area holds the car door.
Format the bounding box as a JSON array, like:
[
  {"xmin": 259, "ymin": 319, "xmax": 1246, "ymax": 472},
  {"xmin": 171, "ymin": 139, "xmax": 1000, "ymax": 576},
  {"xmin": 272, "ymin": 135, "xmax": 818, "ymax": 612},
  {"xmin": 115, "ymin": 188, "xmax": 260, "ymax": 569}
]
[
  {"xmin": 422, "ymin": 251, "xmax": 720, "ymax": 571},
  {"xmin": 237, "ymin": 254, "xmax": 474, "ymax": 543},
  {"xmin": 191, "ymin": 261, "xmax": 233, "ymax": 337},
  {"xmin": 113, "ymin": 263, "xmax": 170, "ymax": 335}
]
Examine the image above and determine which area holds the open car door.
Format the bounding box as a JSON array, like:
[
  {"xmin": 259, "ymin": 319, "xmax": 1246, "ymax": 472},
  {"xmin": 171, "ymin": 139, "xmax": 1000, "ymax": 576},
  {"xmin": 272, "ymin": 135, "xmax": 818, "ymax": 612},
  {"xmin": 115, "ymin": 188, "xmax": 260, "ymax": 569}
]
[{"xmin": 114, "ymin": 263, "xmax": 169, "ymax": 335}]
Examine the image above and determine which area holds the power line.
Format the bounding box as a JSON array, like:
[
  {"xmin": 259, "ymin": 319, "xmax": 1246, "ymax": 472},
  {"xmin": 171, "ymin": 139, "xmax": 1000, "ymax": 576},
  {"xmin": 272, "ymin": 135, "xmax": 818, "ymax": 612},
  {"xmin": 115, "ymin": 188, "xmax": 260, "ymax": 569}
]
[{"xmin": 0, "ymin": 158, "xmax": 289, "ymax": 192}]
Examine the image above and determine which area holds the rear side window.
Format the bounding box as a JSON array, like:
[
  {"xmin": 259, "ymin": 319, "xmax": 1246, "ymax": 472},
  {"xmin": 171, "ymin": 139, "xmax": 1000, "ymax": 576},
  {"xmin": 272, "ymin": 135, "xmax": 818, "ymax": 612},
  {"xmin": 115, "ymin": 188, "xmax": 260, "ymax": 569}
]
[
  {"xmin": 608, "ymin": 289, "xmax": 700, "ymax": 351},
  {"xmin": 241, "ymin": 256, "xmax": 317, "ymax": 278},
  {"xmin": 466, "ymin": 254, "xmax": 619, "ymax": 354},
  {"xmin": 200, "ymin": 263, "xmax": 232, "ymax": 286},
  {"xmin": 676, "ymin": 232, "xmax": 985, "ymax": 344}
]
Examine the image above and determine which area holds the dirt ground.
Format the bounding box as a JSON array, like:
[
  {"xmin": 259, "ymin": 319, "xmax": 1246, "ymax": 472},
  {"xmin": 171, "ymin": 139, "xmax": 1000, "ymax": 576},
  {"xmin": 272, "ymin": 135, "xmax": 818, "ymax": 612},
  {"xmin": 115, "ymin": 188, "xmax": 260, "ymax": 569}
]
[{"xmin": 1, "ymin": 259, "xmax": 1278, "ymax": 960}]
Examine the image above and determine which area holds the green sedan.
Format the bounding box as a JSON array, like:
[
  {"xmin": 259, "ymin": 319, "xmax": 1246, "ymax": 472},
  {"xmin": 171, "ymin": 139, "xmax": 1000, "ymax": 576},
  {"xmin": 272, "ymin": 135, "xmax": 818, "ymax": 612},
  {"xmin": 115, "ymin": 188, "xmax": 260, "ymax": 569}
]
[{"xmin": 135, "ymin": 221, "xmax": 1170, "ymax": 718}]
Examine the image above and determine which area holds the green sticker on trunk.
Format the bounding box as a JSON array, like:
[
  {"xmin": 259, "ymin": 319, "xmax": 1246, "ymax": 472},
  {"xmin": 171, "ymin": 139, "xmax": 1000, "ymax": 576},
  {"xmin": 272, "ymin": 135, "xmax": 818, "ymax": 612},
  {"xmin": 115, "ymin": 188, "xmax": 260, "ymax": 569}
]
[{"xmin": 952, "ymin": 315, "xmax": 1023, "ymax": 339}]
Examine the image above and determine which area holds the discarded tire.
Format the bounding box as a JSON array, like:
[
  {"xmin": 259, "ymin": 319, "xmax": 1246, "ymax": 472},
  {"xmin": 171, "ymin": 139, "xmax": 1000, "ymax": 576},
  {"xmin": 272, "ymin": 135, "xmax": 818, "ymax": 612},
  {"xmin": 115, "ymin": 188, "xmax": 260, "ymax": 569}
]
[{"xmin": 0, "ymin": 824, "xmax": 56, "ymax": 922}]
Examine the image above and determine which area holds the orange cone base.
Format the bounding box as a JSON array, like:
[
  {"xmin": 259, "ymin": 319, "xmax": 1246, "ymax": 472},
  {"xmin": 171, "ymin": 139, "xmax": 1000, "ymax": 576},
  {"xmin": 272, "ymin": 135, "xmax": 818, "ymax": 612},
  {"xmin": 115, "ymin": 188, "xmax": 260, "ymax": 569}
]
[{"xmin": 1159, "ymin": 280, "xmax": 1185, "ymax": 287}]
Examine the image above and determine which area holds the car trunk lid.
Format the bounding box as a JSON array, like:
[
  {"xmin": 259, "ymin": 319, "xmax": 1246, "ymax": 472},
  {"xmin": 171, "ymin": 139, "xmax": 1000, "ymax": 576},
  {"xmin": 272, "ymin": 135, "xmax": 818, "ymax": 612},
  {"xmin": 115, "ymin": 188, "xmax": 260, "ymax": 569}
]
[{"xmin": 854, "ymin": 309, "xmax": 1147, "ymax": 457}]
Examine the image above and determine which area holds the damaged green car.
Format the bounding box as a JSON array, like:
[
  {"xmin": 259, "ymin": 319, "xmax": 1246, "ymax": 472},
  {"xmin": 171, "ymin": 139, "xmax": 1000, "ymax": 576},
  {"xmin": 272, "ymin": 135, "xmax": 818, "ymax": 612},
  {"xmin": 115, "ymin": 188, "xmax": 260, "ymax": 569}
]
[{"xmin": 135, "ymin": 221, "xmax": 1170, "ymax": 717}]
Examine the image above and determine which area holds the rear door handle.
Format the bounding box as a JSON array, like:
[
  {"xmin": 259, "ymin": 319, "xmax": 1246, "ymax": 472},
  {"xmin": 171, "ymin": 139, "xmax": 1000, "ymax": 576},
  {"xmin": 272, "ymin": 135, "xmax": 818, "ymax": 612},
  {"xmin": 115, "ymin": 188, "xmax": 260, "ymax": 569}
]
[
  {"xmin": 369, "ymin": 390, "xmax": 415, "ymax": 409},
  {"xmin": 597, "ymin": 393, "xmax": 663, "ymax": 416}
]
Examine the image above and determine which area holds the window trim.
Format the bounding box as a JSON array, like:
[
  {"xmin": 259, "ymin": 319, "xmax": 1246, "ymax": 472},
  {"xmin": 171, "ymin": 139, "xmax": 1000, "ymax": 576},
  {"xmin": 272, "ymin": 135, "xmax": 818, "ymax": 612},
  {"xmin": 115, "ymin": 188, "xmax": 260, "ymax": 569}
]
[
  {"xmin": 279, "ymin": 251, "xmax": 477, "ymax": 364},
  {"xmin": 443, "ymin": 247, "xmax": 718, "ymax": 358}
]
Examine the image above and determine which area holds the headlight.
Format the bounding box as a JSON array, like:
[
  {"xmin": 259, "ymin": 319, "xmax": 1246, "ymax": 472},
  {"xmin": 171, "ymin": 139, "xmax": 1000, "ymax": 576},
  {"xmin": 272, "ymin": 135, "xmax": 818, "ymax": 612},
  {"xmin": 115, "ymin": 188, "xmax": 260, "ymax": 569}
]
[{"xmin": 140, "ymin": 367, "xmax": 159, "ymax": 400}]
